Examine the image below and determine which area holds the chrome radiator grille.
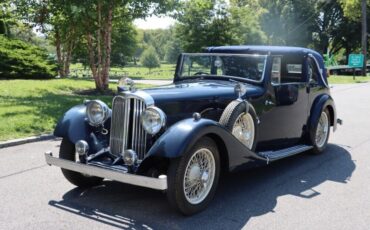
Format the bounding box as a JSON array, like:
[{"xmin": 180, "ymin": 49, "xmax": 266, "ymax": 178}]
[{"xmin": 110, "ymin": 96, "xmax": 147, "ymax": 160}]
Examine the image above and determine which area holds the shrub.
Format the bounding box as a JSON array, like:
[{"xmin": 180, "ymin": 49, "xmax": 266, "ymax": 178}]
[
  {"xmin": 140, "ymin": 46, "xmax": 160, "ymax": 72},
  {"xmin": 0, "ymin": 35, "xmax": 57, "ymax": 79}
]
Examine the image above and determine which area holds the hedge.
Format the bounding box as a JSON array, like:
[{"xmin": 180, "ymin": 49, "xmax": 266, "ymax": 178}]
[{"xmin": 0, "ymin": 35, "xmax": 57, "ymax": 79}]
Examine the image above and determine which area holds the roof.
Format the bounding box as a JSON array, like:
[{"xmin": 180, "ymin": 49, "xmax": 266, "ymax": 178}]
[
  {"xmin": 206, "ymin": 45, "xmax": 329, "ymax": 86},
  {"xmin": 206, "ymin": 45, "xmax": 322, "ymax": 57}
]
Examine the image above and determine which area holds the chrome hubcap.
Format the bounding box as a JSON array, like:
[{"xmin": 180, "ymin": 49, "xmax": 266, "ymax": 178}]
[
  {"xmin": 183, "ymin": 148, "xmax": 215, "ymax": 205},
  {"xmin": 232, "ymin": 113, "xmax": 255, "ymax": 149},
  {"xmin": 315, "ymin": 112, "xmax": 329, "ymax": 148}
]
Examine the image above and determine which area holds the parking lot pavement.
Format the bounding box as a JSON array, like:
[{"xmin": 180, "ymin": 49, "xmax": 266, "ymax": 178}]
[{"xmin": 1, "ymin": 83, "xmax": 370, "ymax": 230}]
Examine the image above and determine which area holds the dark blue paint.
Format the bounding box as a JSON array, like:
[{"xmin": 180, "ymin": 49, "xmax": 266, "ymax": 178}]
[
  {"xmin": 308, "ymin": 94, "xmax": 337, "ymax": 133},
  {"xmin": 54, "ymin": 105, "xmax": 110, "ymax": 154},
  {"xmin": 144, "ymin": 80, "xmax": 264, "ymax": 126},
  {"xmin": 53, "ymin": 45, "xmax": 339, "ymax": 173},
  {"xmin": 54, "ymin": 105, "xmax": 90, "ymax": 144},
  {"xmin": 144, "ymin": 118, "xmax": 265, "ymax": 172}
]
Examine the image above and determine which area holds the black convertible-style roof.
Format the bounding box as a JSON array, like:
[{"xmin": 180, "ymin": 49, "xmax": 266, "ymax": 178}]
[
  {"xmin": 205, "ymin": 45, "xmax": 329, "ymax": 86},
  {"xmin": 206, "ymin": 45, "xmax": 322, "ymax": 58}
]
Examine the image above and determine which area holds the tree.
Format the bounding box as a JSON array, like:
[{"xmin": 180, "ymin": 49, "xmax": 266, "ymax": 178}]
[
  {"xmin": 140, "ymin": 46, "xmax": 160, "ymax": 72},
  {"xmin": 229, "ymin": 0, "xmax": 267, "ymax": 44},
  {"xmin": 339, "ymin": 0, "xmax": 370, "ymax": 21},
  {"xmin": 0, "ymin": 0, "xmax": 19, "ymax": 37},
  {"xmin": 174, "ymin": 0, "xmax": 236, "ymax": 52},
  {"xmin": 14, "ymin": 0, "xmax": 81, "ymax": 78},
  {"xmin": 312, "ymin": 0, "xmax": 362, "ymax": 58},
  {"xmin": 111, "ymin": 20, "xmax": 138, "ymax": 67},
  {"xmin": 0, "ymin": 35, "xmax": 56, "ymax": 79},
  {"xmin": 164, "ymin": 37, "xmax": 182, "ymax": 63},
  {"xmin": 256, "ymin": 0, "xmax": 318, "ymax": 46},
  {"xmin": 66, "ymin": 0, "xmax": 175, "ymax": 91},
  {"xmin": 14, "ymin": 0, "xmax": 175, "ymax": 91}
]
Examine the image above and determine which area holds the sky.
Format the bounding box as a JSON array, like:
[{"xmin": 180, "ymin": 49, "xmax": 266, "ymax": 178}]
[{"xmin": 134, "ymin": 16, "xmax": 176, "ymax": 30}]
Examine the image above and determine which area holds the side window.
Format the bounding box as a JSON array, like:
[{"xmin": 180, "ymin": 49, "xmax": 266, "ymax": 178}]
[
  {"xmin": 308, "ymin": 58, "xmax": 320, "ymax": 83},
  {"xmin": 271, "ymin": 57, "xmax": 281, "ymax": 85},
  {"xmin": 272, "ymin": 56, "xmax": 304, "ymax": 84}
]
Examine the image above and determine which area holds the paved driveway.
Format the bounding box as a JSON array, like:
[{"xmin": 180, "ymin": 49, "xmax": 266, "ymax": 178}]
[{"xmin": 0, "ymin": 83, "xmax": 369, "ymax": 230}]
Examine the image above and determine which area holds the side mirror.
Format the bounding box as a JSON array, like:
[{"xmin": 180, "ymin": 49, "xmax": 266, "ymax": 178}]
[{"xmin": 274, "ymin": 84, "xmax": 298, "ymax": 106}]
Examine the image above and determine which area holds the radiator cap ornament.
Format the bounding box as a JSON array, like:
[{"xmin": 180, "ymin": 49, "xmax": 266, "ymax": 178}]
[{"xmin": 117, "ymin": 77, "xmax": 136, "ymax": 92}]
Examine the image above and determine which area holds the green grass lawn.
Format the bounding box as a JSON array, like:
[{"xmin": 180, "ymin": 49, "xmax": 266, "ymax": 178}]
[
  {"xmin": 328, "ymin": 75, "xmax": 370, "ymax": 84},
  {"xmin": 70, "ymin": 63, "xmax": 176, "ymax": 80},
  {"xmin": 0, "ymin": 79, "xmax": 150, "ymax": 141}
]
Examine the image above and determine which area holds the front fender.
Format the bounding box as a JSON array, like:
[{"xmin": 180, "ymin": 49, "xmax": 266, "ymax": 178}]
[
  {"xmin": 145, "ymin": 118, "xmax": 265, "ymax": 172},
  {"xmin": 54, "ymin": 105, "xmax": 90, "ymax": 143},
  {"xmin": 309, "ymin": 94, "xmax": 337, "ymax": 133}
]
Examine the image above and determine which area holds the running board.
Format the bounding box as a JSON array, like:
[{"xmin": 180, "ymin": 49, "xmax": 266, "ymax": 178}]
[{"xmin": 258, "ymin": 145, "xmax": 313, "ymax": 164}]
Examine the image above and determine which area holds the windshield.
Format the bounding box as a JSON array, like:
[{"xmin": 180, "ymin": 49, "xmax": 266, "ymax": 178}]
[{"xmin": 179, "ymin": 53, "xmax": 267, "ymax": 82}]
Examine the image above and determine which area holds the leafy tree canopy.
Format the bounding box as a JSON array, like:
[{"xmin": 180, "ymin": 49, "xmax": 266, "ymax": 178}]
[
  {"xmin": 140, "ymin": 46, "xmax": 161, "ymax": 71},
  {"xmin": 0, "ymin": 35, "xmax": 56, "ymax": 78}
]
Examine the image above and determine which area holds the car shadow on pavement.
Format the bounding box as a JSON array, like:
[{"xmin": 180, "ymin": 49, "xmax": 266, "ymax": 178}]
[{"xmin": 49, "ymin": 144, "xmax": 355, "ymax": 230}]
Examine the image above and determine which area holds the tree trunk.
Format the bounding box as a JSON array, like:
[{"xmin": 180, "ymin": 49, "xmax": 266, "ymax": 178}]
[
  {"xmin": 87, "ymin": 33, "xmax": 103, "ymax": 90},
  {"xmin": 101, "ymin": 3, "xmax": 113, "ymax": 90},
  {"xmin": 55, "ymin": 29, "xmax": 65, "ymax": 78},
  {"xmin": 84, "ymin": 2, "xmax": 114, "ymax": 92},
  {"xmin": 63, "ymin": 40, "xmax": 74, "ymax": 77}
]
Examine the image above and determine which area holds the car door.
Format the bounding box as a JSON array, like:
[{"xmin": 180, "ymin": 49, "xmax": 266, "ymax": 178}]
[{"xmin": 257, "ymin": 55, "xmax": 309, "ymax": 151}]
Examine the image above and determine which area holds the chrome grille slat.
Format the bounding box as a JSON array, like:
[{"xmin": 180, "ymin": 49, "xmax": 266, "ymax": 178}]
[{"xmin": 110, "ymin": 96, "xmax": 148, "ymax": 160}]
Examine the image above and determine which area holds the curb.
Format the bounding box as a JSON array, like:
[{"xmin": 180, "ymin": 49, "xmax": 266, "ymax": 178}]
[{"xmin": 0, "ymin": 134, "xmax": 58, "ymax": 149}]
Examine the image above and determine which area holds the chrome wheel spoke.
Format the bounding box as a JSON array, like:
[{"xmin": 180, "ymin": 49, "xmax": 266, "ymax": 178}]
[
  {"xmin": 183, "ymin": 148, "xmax": 216, "ymax": 205},
  {"xmin": 315, "ymin": 112, "xmax": 329, "ymax": 148}
]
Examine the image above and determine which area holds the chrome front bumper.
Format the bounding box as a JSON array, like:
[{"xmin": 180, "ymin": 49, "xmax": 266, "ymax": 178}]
[{"xmin": 44, "ymin": 152, "xmax": 168, "ymax": 190}]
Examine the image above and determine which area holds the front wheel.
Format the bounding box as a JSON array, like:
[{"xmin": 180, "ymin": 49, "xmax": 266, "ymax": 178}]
[
  {"xmin": 59, "ymin": 138, "xmax": 103, "ymax": 188},
  {"xmin": 167, "ymin": 137, "xmax": 220, "ymax": 215}
]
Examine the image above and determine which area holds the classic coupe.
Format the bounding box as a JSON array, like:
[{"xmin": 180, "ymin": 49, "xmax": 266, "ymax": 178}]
[{"xmin": 45, "ymin": 46, "xmax": 341, "ymax": 215}]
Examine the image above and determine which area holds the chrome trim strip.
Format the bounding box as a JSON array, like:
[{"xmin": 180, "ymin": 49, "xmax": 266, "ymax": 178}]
[
  {"xmin": 308, "ymin": 53, "xmax": 329, "ymax": 88},
  {"xmin": 45, "ymin": 152, "xmax": 167, "ymax": 190}
]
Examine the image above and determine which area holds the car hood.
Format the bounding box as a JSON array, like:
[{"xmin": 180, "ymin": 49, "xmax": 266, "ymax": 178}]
[
  {"xmin": 144, "ymin": 80, "xmax": 263, "ymax": 104},
  {"xmin": 142, "ymin": 80, "xmax": 264, "ymax": 125}
]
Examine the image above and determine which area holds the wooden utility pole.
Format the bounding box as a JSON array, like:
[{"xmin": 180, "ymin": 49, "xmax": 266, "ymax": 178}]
[{"xmin": 362, "ymin": 0, "xmax": 367, "ymax": 76}]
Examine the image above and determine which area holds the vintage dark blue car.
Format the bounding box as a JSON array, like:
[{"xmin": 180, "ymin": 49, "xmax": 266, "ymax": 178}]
[{"xmin": 45, "ymin": 46, "xmax": 341, "ymax": 215}]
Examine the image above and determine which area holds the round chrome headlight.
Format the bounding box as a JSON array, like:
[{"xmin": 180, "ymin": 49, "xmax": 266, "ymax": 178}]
[
  {"xmin": 86, "ymin": 100, "xmax": 110, "ymax": 126},
  {"xmin": 140, "ymin": 106, "xmax": 166, "ymax": 135}
]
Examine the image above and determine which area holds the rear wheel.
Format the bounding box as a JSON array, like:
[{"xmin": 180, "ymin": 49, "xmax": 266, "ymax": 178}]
[
  {"xmin": 59, "ymin": 138, "xmax": 103, "ymax": 188},
  {"xmin": 310, "ymin": 109, "xmax": 330, "ymax": 154},
  {"xmin": 167, "ymin": 137, "xmax": 220, "ymax": 215}
]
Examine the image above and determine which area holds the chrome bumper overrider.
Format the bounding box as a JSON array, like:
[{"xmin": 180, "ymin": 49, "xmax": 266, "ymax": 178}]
[{"xmin": 44, "ymin": 152, "xmax": 167, "ymax": 190}]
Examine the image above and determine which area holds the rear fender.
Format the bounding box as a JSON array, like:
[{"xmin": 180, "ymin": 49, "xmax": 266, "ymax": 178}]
[
  {"xmin": 144, "ymin": 118, "xmax": 265, "ymax": 172},
  {"xmin": 308, "ymin": 94, "xmax": 337, "ymax": 134}
]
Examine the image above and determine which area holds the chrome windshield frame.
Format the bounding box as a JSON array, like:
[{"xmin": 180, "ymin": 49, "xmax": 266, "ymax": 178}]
[{"xmin": 178, "ymin": 53, "xmax": 268, "ymax": 84}]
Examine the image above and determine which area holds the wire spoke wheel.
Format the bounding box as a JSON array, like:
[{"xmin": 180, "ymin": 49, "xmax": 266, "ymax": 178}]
[
  {"xmin": 315, "ymin": 112, "xmax": 329, "ymax": 148},
  {"xmin": 232, "ymin": 113, "xmax": 255, "ymax": 149},
  {"xmin": 183, "ymin": 148, "xmax": 216, "ymax": 205}
]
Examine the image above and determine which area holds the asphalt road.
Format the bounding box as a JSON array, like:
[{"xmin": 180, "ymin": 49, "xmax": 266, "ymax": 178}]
[{"xmin": 1, "ymin": 83, "xmax": 370, "ymax": 230}]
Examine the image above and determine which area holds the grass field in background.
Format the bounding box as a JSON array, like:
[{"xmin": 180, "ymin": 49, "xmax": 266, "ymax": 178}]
[
  {"xmin": 70, "ymin": 63, "xmax": 176, "ymax": 80},
  {"xmin": 328, "ymin": 75, "xmax": 370, "ymax": 84},
  {"xmin": 0, "ymin": 79, "xmax": 150, "ymax": 141}
]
